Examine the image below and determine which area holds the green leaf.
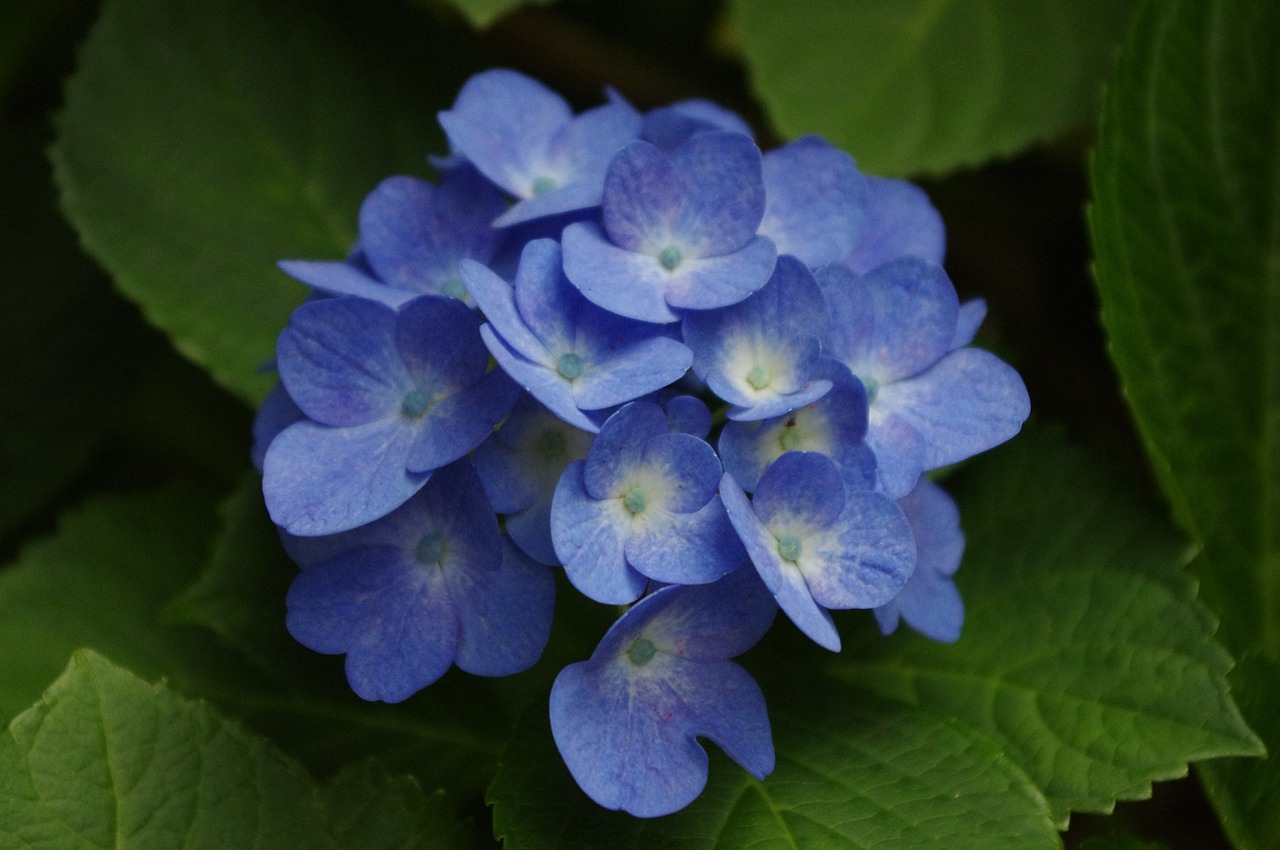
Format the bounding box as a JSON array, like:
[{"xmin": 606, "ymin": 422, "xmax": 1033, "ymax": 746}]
[
  {"xmin": 489, "ymin": 695, "xmax": 1058, "ymax": 849},
  {"xmin": 836, "ymin": 430, "xmax": 1263, "ymax": 826},
  {"xmin": 1089, "ymin": 0, "xmax": 1280, "ymax": 845},
  {"xmin": 489, "ymin": 430, "xmax": 1255, "ymax": 845},
  {"xmin": 728, "ymin": 0, "xmax": 1133, "ymax": 176},
  {"xmin": 0, "ymin": 484, "xmax": 228, "ymax": 720},
  {"xmin": 52, "ymin": 0, "xmax": 482, "ymax": 405},
  {"xmin": 440, "ymin": 0, "xmax": 553, "ymax": 28},
  {"xmin": 0, "ymin": 651, "xmax": 467, "ymax": 849}
]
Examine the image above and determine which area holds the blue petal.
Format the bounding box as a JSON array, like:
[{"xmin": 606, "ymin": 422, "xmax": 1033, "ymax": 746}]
[
  {"xmin": 286, "ymin": 546, "xmax": 456, "ymax": 703},
  {"xmin": 638, "ymin": 565, "xmax": 776, "ymax": 661},
  {"xmin": 394, "ymin": 295, "xmax": 490, "ymax": 390},
  {"xmin": 480, "ymin": 326, "xmax": 601, "ymax": 433},
  {"xmin": 803, "ymin": 491, "xmax": 915, "ymax": 609},
  {"xmin": 552, "ymin": 460, "xmax": 647, "ymax": 604},
  {"xmin": 664, "ymin": 395, "xmax": 711, "ymax": 439},
  {"xmin": 843, "ymin": 175, "xmax": 945, "ymax": 274},
  {"xmin": 448, "ymin": 536, "xmax": 555, "ymax": 675},
  {"xmin": 573, "ymin": 332, "xmax": 693, "ymax": 411},
  {"xmin": 719, "ymin": 473, "xmax": 841, "ymax": 651},
  {"xmin": 276, "ymin": 298, "xmax": 409, "ymax": 427},
  {"xmin": 641, "ymin": 99, "xmax": 754, "ymax": 151},
  {"xmin": 750, "ymin": 451, "xmax": 845, "ymax": 532},
  {"xmin": 438, "ymin": 69, "xmax": 572, "ymax": 198},
  {"xmin": 461, "ymin": 258, "xmax": 554, "ymax": 366},
  {"xmin": 952, "ymin": 298, "xmax": 988, "ymax": 349},
  {"xmin": 875, "ymin": 347, "xmax": 1030, "ymax": 469},
  {"xmin": 625, "ymin": 495, "xmax": 746, "ymax": 586},
  {"xmin": 473, "ymin": 394, "xmax": 593, "ymax": 513},
  {"xmin": 759, "ymin": 136, "xmax": 867, "ymax": 267},
  {"xmin": 263, "ymin": 418, "xmax": 428, "ymax": 536},
  {"xmin": 504, "ymin": 492, "xmax": 559, "ymax": 565},
  {"xmin": 277, "ymin": 260, "xmax": 416, "ymax": 309},
  {"xmin": 513, "ymin": 239, "xmax": 578, "ymax": 349},
  {"xmin": 600, "ymin": 140, "xmax": 686, "ymax": 252},
  {"xmin": 819, "ymin": 258, "xmax": 959, "ymax": 384},
  {"xmin": 662, "ymin": 238, "xmax": 776, "ymax": 312},
  {"xmin": 864, "ymin": 411, "xmax": 929, "ymax": 500},
  {"xmin": 358, "ymin": 170, "xmax": 505, "ymax": 297},
  {"xmin": 582, "ymin": 402, "xmax": 669, "ymax": 499},
  {"xmin": 563, "ymin": 221, "xmax": 681, "ymax": 323},
  {"xmin": 404, "ymin": 366, "xmax": 520, "ymax": 473},
  {"xmin": 251, "ymin": 381, "xmax": 303, "ymax": 471},
  {"xmin": 667, "ymin": 131, "xmax": 765, "ymax": 257},
  {"xmin": 875, "ymin": 479, "xmax": 965, "ymax": 642}
]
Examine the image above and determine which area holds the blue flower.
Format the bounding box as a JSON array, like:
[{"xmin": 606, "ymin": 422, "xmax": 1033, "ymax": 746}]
[
  {"xmin": 639, "ymin": 98, "xmax": 755, "ymax": 151},
  {"xmin": 473, "ymin": 394, "xmax": 595, "ymax": 565},
  {"xmin": 718, "ymin": 357, "xmax": 876, "ymax": 494},
  {"xmin": 263, "ymin": 294, "xmax": 518, "ymax": 535},
  {"xmin": 550, "ymin": 565, "xmax": 776, "ymax": 817},
  {"xmin": 284, "ymin": 459, "xmax": 555, "ymax": 703},
  {"xmin": 818, "ymin": 257, "xmax": 1030, "ymax": 498},
  {"xmin": 875, "ymin": 478, "xmax": 965, "ymax": 643},
  {"xmin": 842, "ymin": 175, "xmax": 946, "ymax": 275},
  {"xmin": 720, "ymin": 451, "xmax": 915, "ymax": 651},
  {"xmin": 682, "ymin": 255, "xmax": 832, "ymax": 421},
  {"xmin": 438, "ymin": 68, "xmax": 641, "ymax": 227},
  {"xmin": 278, "ymin": 166, "xmax": 506, "ymax": 309},
  {"xmin": 758, "ymin": 135, "xmax": 868, "ymax": 269},
  {"xmin": 551, "ymin": 402, "xmax": 745, "ymax": 604},
  {"xmin": 561, "ymin": 130, "xmax": 777, "ymax": 323},
  {"xmin": 461, "ymin": 239, "xmax": 692, "ymax": 432}
]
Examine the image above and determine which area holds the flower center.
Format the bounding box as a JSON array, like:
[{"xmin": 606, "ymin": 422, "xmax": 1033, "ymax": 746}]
[
  {"xmin": 746, "ymin": 364, "xmax": 771, "ymax": 390},
  {"xmin": 623, "ymin": 488, "xmax": 648, "ymax": 514},
  {"xmin": 777, "ymin": 534, "xmax": 802, "ymax": 562},
  {"xmin": 531, "ymin": 175, "xmax": 557, "ymax": 196},
  {"xmin": 401, "ymin": 389, "xmax": 431, "ymax": 418},
  {"xmin": 415, "ymin": 532, "xmax": 447, "ymax": 567},
  {"xmin": 556, "ymin": 352, "xmax": 584, "ymax": 380},
  {"xmin": 440, "ymin": 276, "xmax": 467, "ymax": 300},
  {"xmin": 627, "ymin": 637, "xmax": 656, "ymax": 666},
  {"xmin": 658, "ymin": 245, "xmax": 683, "ymax": 271}
]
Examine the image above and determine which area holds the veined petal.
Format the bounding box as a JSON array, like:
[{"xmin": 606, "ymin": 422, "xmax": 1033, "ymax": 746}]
[
  {"xmin": 447, "ymin": 537, "xmax": 555, "ymax": 676},
  {"xmin": 277, "ymin": 260, "xmax": 416, "ymax": 309},
  {"xmin": 563, "ymin": 222, "xmax": 680, "ymax": 323},
  {"xmin": 552, "ymin": 460, "xmax": 647, "ymax": 604}
]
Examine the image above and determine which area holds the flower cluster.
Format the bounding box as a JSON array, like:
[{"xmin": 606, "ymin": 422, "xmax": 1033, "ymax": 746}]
[{"xmin": 255, "ymin": 69, "xmax": 1030, "ymax": 817}]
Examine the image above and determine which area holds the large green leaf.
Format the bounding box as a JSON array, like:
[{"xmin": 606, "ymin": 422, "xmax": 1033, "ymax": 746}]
[
  {"xmin": 490, "ymin": 695, "xmax": 1058, "ymax": 849},
  {"xmin": 728, "ymin": 0, "xmax": 1133, "ymax": 176},
  {"xmin": 52, "ymin": 0, "xmax": 480, "ymax": 404},
  {"xmin": 1089, "ymin": 0, "xmax": 1280, "ymax": 845},
  {"xmin": 487, "ymin": 430, "xmax": 1259, "ymax": 845},
  {"xmin": 0, "ymin": 651, "xmax": 463, "ymax": 850}
]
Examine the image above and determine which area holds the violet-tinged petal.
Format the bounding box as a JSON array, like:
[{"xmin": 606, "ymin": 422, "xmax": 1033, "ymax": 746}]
[
  {"xmin": 582, "ymin": 402, "xmax": 669, "ymax": 499},
  {"xmin": 667, "ymin": 131, "xmax": 766, "ymax": 257},
  {"xmin": 819, "ymin": 258, "xmax": 959, "ymax": 385},
  {"xmin": 665, "ymin": 395, "xmax": 711, "ymax": 439},
  {"xmin": 720, "ymin": 472, "xmax": 841, "ymax": 651},
  {"xmin": 550, "ymin": 653, "xmax": 769, "ymax": 817},
  {"xmin": 462, "ymin": 261, "xmax": 555, "ymax": 366},
  {"xmin": 552, "ymin": 460, "xmax": 647, "ymax": 604},
  {"xmin": 285, "ymin": 547, "xmax": 456, "ymax": 703},
  {"xmin": 512, "ymin": 239, "xmax": 577, "ymax": 349},
  {"xmin": 802, "ymin": 490, "xmax": 914, "ymax": 610},
  {"xmin": 479, "ymin": 326, "xmax": 601, "ymax": 433},
  {"xmin": 493, "ymin": 180, "xmax": 604, "ymax": 228},
  {"xmin": 875, "ymin": 479, "xmax": 965, "ymax": 642},
  {"xmin": 394, "ymin": 295, "xmax": 489, "ymax": 389},
  {"xmin": 276, "ymin": 298, "xmax": 410, "ymax": 427},
  {"xmin": 251, "ymin": 381, "xmax": 303, "ymax": 471},
  {"xmin": 358, "ymin": 171, "xmax": 505, "ymax": 298},
  {"xmin": 759, "ymin": 136, "xmax": 867, "ymax": 268},
  {"xmin": 601, "ymin": 140, "xmax": 685, "ymax": 253},
  {"xmin": 640, "ymin": 564, "xmax": 775, "ymax": 661},
  {"xmin": 447, "ymin": 537, "xmax": 555, "ymax": 676},
  {"xmin": 844, "ymin": 175, "xmax": 946, "ymax": 275},
  {"xmin": 874, "ymin": 347, "xmax": 1030, "ymax": 470},
  {"xmin": 438, "ymin": 69, "xmax": 572, "ymax": 198},
  {"xmin": 641, "ymin": 99, "xmax": 754, "ymax": 151},
  {"xmin": 403, "ymin": 367, "xmax": 520, "ymax": 473},
  {"xmin": 263, "ymin": 418, "xmax": 427, "ymax": 536},
  {"xmin": 661, "ymin": 237, "xmax": 777, "ymax": 312},
  {"xmin": 952, "ymin": 298, "xmax": 988, "ymax": 349},
  {"xmin": 571, "ymin": 332, "xmax": 693, "ymax": 411},
  {"xmin": 624, "ymin": 495, "xmax": 745, "ymax": 586},
  {"xmin": 864, "ymin": 412, "xmax": 929, "ymax": 500},
  {"xmin": 750, "ymin": 451, "xmax": 845, "ymax": 531},
  {"xmin": 562, "ymin": 222, "xmax": 680, "ymax": 323},
  {"xmin": 277, "ymin": 260, "xmax": 416, "ymax": 309}
]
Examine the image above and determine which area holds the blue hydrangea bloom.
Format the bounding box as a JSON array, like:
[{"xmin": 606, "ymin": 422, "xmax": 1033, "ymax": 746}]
[
  {"xmin": 720, "ymin": 451, "xmax": 915, "ymax": 651},
  {"xmin": 682, "ymin": 255, "xmax": 832, "ymax": 421},
  {"xmin": 263, "ymin": 295, "xmax": 519, "ymax": 535},
  {"xmin": 550, "ymin": 565, "xmax": 776, "ymax": 817},
  {"xmin": 251, "ymin": 380, "xmax": 303, "ymax": 472},
  {"xmin": 718, "ymin": 357, "xmax": 876, "ymax": 494},
  {"xmin": 438, "ymin": 68, "xmax": 641, "ymax": 227},
  {"xmin": 284, "ymin": 459, "xmax": 555, "ymax": 703},
  {"xmin": 461, "ymin": 239, "xmax": 692, "ymax": 432},
  {"xmin": 874, "ymin": 478, "xmax": 965, "ymax": 643},
  {"xmin": 639, "ymin": 98, "xmax": 754, "ymax": 151},
  {"xmin": 473, "ymin": 394, "xmax": 594, "ymax": 565},
  {"xmin": 561, "ymin": 130, "xmax": 777, "ymax": 323},
  {"xmin": 758, "ymin": 136, "xmax": 868, "ymax": 269},
  {"xmin": 551, "ymin": 402, "xmax": 745, "ymax": 604},
  {"xmin": 818, "ymin": 257, "xmax": 1030, "ymax": 498}
]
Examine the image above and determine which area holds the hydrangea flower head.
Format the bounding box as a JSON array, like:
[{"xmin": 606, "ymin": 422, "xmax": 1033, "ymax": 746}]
[
  {"xmin": 550, "ymin": 565, "xmax": 776, "ymax": 817},
  {"xmin": 284, "ymin": 459, "xmax": 555, "ymax": 702},
  {"xmin": 875, "ymin": 478, "xmax": 966, "ymax": 642},
  {"xmin": 562, "ymin": 130, "xmax": 777, "ymax": 323}
]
